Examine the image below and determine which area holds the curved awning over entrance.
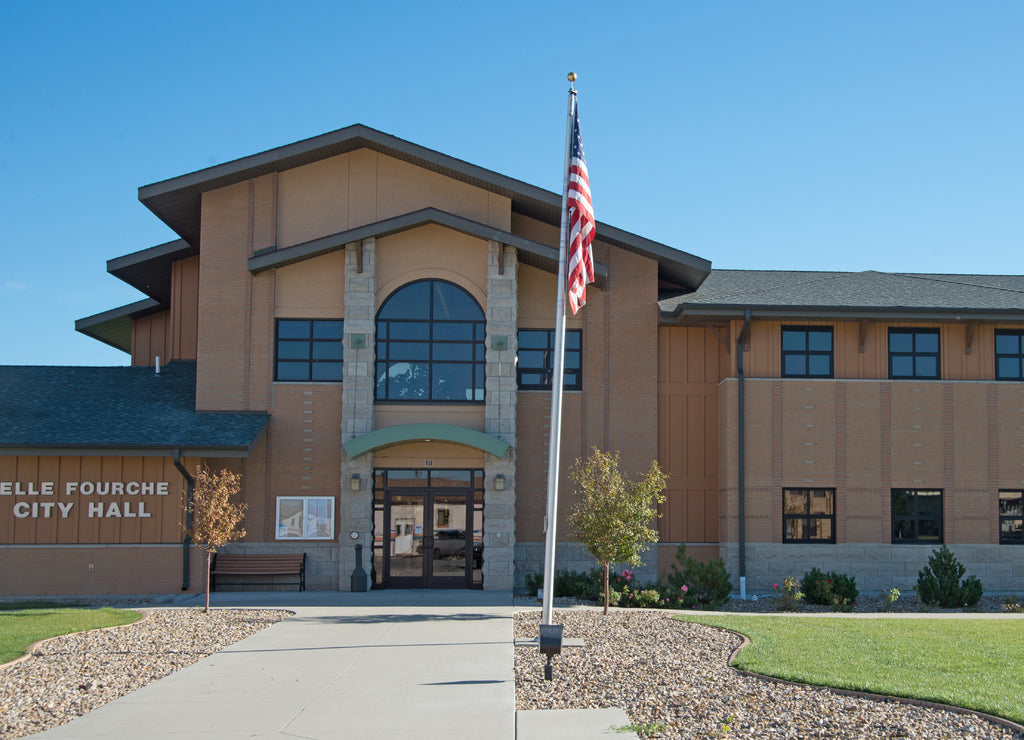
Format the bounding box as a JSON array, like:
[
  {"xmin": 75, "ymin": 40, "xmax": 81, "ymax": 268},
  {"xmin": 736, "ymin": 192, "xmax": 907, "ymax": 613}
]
[{"xmin": 343, "ymin": 423, "xmax": 509, "ymax": 459}]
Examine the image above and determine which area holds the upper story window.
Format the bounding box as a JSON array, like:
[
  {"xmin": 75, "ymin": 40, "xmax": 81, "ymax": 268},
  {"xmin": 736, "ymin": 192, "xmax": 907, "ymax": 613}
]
[
  {"xmin": 889, "ymin": 328, "xmax": 940, "ymax": 379},
  {"xmin": 375, "ymin": 280, "xmax": 485, "ymax": 402},
  {"xmin": 781, "ymin": 327, "xmax": 833, "ymax": 378},
  {"xmin": 783, "ymin": 488, "xmax": 835, "ymax": 543},
  {"xmin": 995, "ymin": 330, "xmax": 1024, "ymax": 381},
  {"xmin": 892, "ymin": 488, "xmax": 943, "ymax": 544},
  {"xmin": 999, "ymin": 490, "xmax": 1023, "ymax": 545},
  {"xmin": 517, "ymin": 329, "xmax": 582, "ymax": 390},
  {"xmin": 275, "ymin": 319, "xmax": 344, "ymax": 381}
]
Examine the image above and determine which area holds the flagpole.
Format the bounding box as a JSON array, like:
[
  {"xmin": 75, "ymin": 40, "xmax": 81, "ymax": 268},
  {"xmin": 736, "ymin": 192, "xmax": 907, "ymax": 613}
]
[{"xmin": 540, "ymin": 73, "xmax": 578, "ymax": 627}]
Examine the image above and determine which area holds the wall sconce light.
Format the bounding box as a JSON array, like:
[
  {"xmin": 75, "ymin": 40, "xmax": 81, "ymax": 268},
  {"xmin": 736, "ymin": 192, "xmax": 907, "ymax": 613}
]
[
  {"xmin": 350, "ymin": 474, "xmax": 361, "ymax": 491},
  {"xmin": 495, "ymin": 474, "xmax": 505, "ymax": 491}
]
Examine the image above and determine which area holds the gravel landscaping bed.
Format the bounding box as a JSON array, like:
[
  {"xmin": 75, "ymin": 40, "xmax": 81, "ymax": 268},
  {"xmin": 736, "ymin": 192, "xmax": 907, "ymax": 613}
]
[
  {"xmin": 0, "ymin": 607, "xmax": 289, "ymax": 739},
  {"xmin": 515, "ymin": 609, "xmax": 1023, "ymax": 739}
]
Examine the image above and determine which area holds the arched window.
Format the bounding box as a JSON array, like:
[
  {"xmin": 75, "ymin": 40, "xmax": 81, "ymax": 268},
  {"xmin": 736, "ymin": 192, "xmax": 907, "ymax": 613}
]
[{"xmin": 375, "ymin": 279, "xmax": 485, "ymax": 402}]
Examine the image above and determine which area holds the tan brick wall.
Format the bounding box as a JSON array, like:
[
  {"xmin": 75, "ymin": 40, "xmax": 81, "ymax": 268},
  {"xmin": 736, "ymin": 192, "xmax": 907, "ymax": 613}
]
[
  {"xmin": 515, "ymin": 241, "xmax": 661, "ymax": 558},
  {"xmin": 719, "ymin": 376, "xmax": 1024, "ymax": 547},
  {"xmin": 0, "ymin": 545, "xmax": 205, "ymax": 596}
]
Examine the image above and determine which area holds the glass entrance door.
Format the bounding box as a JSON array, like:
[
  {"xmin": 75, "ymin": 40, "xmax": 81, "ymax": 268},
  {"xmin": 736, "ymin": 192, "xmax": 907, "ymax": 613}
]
[{"xmin": 374, "ymin": 469, "xmax": 484, "ymax": 589}]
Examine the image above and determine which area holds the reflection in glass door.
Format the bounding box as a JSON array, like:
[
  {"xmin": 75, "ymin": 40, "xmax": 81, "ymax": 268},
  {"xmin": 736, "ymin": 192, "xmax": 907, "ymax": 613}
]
[
  {"xmin": 387, "ymin": 494, "xmax": 424, "ymax": 581},
  {"xmin": 373, "ymin": 469, "xmax": 484, "ymax": 589}
]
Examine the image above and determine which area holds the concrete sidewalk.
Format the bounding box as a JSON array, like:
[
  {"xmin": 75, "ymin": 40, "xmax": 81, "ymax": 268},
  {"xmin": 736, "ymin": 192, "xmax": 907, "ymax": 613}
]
[{"xmin": 33, "ymin": 590, "xmax": 635, "ymax": 739}]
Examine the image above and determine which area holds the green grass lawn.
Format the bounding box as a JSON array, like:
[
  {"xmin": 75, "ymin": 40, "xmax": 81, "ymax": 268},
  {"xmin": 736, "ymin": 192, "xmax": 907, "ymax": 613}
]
[
  {"xmin": 0, "ymin": 603, "xmax": 142, "ymax": 664},
  {"xmin": 676, "ymin": 614, "xmax": 1024, "ymax": 724}
]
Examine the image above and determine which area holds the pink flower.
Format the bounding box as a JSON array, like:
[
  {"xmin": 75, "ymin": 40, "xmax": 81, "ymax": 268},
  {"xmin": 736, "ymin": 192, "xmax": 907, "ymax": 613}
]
[
  {"xmin": 682, "ymin": 585, "xmax": 689, "ymax": 593},
  {"xmin": 773, "ymin": 583, "xmax": 778, "ymax": 589}
]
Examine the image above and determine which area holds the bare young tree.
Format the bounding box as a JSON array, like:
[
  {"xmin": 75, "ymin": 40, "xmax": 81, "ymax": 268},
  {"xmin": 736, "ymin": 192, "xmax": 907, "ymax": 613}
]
[
  {"xmin": 568, "ymin": 448, "xmax": 668, "ymax": 615},
  {"xmin": 183, "ymin": 467, "xmax": 247, "ymax": 613}
]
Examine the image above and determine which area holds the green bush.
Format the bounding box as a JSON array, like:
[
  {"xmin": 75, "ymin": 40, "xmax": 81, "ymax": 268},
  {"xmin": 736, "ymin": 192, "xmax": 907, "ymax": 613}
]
[
  {"xmin": 524, "ymin": 569, "xmax": 602, "ymax": 600},
  {"xmin": 665, "ymin": 543, "xmax": 733, "ymax": 609},
  {"xmin": 800, "ymin": 568, "xmax": 859, "ymax": 610},
  {"xmin": 916, "ymin": 546, "xmax": 983, "ymax": 608}
]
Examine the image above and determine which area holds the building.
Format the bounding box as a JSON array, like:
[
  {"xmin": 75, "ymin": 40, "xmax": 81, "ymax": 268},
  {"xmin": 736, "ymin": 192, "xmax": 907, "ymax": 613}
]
[{"xmin": 2, "ymin": 125, "xmax": 1022, "ymax": 596}]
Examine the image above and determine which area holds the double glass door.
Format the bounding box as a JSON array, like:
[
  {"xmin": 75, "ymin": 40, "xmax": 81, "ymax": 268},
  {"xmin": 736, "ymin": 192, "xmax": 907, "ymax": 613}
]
[{"xmin": 374, "ymin": 469, "xmax": 484, "ymax": 589}]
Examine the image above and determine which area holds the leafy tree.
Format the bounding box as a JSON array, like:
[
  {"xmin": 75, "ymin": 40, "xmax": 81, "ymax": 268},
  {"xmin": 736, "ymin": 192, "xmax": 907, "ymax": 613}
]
[
  {"xmin": 568, "ymin": 448, "xmax": 668, "ymax": 615},
  {"xmin": 184, "ymin": 467, "xmax": 247, "ymax": 613}
]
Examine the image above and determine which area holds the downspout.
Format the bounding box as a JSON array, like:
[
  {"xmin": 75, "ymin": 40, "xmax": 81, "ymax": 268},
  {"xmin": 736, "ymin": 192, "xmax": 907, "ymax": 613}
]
[
  {"xmin": 173, "ymin": 449, "xmax": 195, "ymax": 591},
  {"xmin": 736, "ymin": 309, "xmax": 751, "ymax": 595}
]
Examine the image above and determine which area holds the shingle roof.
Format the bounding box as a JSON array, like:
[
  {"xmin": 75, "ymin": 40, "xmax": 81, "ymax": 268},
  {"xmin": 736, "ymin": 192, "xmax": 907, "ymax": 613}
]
[
  {"xmin": 0, "ymin": 362, "xmax": 268, "ymax": 455},
  {"xmin": 661, "ymin": 269, "xmax": 1024, "ymax": 319}
]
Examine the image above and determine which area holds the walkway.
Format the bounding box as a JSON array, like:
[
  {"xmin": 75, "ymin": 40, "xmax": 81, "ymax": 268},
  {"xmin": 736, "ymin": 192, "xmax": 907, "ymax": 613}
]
[{"xmin": 32, "ymin": 590, "xmax": 633, "ymax": 739}]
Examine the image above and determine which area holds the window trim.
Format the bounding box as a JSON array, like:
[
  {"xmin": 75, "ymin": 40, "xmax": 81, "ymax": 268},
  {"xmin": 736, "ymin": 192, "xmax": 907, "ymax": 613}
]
[
  {"xmin": 999, "ymin": 490, "xmax": 1023, "ymax": 545},
  {"xmin": 891, "ymin": 488, "xmax": 943, "ymax": 545},
  {"xmin": 274, "ymin": 318, "xmax": 344, "ymax": 383},
  {"xmin": 516, "ymin": 328, "xmax": 583, "ymax": 391},
  {"xmin": 275, "ymin": 496, "xmax": 336, "ymax": 540},
  {"xmin": 888, "ymin": 328, "xmax": 941, "ymax": 380},
  {"xmin": 781, "ymin": 326, "xmax": 834, "ymax": 379},
  {"xmin": 995, "ymin": 330, "xmax": 1024, "ymax": 381},
  {"xmin": 782, "ymin": 487, "xmax": 836, "ymax": 543}
]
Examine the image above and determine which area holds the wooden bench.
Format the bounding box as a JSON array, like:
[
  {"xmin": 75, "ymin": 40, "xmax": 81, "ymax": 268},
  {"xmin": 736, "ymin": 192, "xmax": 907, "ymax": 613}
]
[{"xmin": 210, "ymin": 553, "xmax": 306, "ymax": 591}]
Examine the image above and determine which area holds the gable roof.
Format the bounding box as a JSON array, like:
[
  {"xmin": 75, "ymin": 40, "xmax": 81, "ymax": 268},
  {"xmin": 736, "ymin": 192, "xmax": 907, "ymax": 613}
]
[
  {"xmin": 248, "ymin": 207, "xmax": 607, "ymax": 286},
  {"xmin": 0, "ymin": 362, "xmax": 268, "ymax": 456},
  {"xmin": 661, "ymin": 269, "xmax": 1024, "ymax": 321},
  {"xmin": 138, "ymin": 124, "xmax": 710, "ymax": 290}
]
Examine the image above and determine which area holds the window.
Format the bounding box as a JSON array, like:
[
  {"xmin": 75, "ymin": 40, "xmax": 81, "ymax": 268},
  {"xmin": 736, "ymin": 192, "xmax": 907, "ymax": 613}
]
[
  {"xmin": 275, "ymin": 319, "xmax": 344, "ymax": 381},
  {"xmin": 889, "ymin": 328, "xmax": 940, "ymax": 379},
  {"xmin": 783, "ymin": 488, "xmax": 835, "ymax": 543},
  {"xmin": 375, "ymin": 280, "xmax": 485, "ymax": 402},
  {"xmin": 995, "ymin": 330, "xmax": 1024, "ymax": 381},
  {"xmin": 891, "ymin": 489, "xmax": 943, "ymax": 544},
  {"xmin": 999, "ymin": 490, "xmax": 1023, "ymax": 544},
  {"xmin": 517, "ymin": 329, "xmax": 582, "ymax": 390},
  {"xmin": 275, "ymin": 496, "xmax": 335, "ymax": 540},
  {"xmin": 781, "ymin": 327, "xmax": 833, "ymax": 378}
]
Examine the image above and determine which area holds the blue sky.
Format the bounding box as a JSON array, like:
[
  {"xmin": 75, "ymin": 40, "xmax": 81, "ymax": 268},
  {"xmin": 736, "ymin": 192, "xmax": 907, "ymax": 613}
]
[{"xmin": 2, "ymin": 2, "xmax": 1023, "ymax": 365}]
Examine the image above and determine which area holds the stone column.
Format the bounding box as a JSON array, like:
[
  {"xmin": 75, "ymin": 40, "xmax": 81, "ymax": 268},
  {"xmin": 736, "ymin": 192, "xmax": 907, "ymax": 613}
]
[
  {"xmin": 340, "ymin": 238, "xmax": 376, "ymax": 589},
  {"xmin": 483, "ymin": 241, "xmax": 518, "ymax": 590}
]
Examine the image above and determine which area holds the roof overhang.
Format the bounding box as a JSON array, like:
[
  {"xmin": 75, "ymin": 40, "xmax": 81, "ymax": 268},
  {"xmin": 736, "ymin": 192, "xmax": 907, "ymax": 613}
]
[
  {"xmin": 343, "ymin": 423, "xmax": 510, "ymax": 459},
  {"xmin": 0, "ymin": 444, "xmax": 259, "ymax": 458},
  {"xmin": 107, "ymin": 239, "xmax": 196, "ymax": 303},
  {"xmin": 249, "ymin": 207, "xmax": 607, "ymax": 286},
  {"xmin": 140, "ymin": 123, "xmax": 710, "ymax": 290},
  {"xmin": 661, "ymin": 304, "xmax": 1024, "ymax": 324},
  {"xmin": 74, "ymin": 299, "xmax": 163, "ymax": 353}
]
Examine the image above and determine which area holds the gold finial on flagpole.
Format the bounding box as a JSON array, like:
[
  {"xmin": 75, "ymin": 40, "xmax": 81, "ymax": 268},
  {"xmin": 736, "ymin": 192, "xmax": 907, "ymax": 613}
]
[{"xmin": 567, "ymin": 72, "xmax": 577, "ymax": 83}]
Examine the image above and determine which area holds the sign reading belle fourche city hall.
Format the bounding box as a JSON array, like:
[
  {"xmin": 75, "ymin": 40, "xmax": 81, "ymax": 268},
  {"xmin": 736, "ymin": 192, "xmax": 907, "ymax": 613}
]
[{"xmin": 0, "ymin": 480, "xmax": 170, "ymax": 519}]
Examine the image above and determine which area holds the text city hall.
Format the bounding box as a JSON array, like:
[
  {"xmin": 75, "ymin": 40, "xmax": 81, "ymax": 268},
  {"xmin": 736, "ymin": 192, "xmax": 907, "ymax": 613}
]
[{"xmin": 2, "ymin": 480, "xmax": 170, "ymax": 519}]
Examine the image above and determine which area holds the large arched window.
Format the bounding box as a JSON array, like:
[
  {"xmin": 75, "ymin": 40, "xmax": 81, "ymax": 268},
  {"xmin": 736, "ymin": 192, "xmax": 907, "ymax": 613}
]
[{"xmin": 375, "ymin": 279, "xmax": 485, "ymax": 402}]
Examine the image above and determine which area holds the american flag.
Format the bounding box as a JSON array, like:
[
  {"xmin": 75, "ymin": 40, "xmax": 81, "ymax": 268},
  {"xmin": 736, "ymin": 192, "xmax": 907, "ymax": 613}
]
[{"xmin": 566, "ymin": 108, "xmax": 595, "ymax": 314}]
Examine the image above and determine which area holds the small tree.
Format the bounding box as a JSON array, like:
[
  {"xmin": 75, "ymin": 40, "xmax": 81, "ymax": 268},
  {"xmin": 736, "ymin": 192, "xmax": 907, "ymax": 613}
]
[
  {"xmin": 184, "ymin": 467, "xmax": 247, "ymax": 613},
  {"xmin": 568, "ymin": 448, "xmax": 668, "ymax": 615}
]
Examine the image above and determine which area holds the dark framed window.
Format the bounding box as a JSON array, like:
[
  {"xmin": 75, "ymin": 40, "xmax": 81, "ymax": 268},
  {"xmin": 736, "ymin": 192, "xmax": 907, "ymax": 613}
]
[
  {"xmin": 889, "ymin": 328, "xmax": 940, "ymax": 379},
  {"xmin": 781, "ymin": 327, "xmax": 833, "ymax": 378},
  {"xmin": 275, "ymin": 319, "xmax": 344, "ymax": 381},
  {"xmin": 517, "ymin": 329, "xmax": 582, "ymax": 390},
  {"xmin": 375, "ymin": 279, "xmax": 485, "ymax": 402},
  {"xmin": 999, "ymin": 490, "xmax": 1023, "ymax": 545},
  {"xmin": 891, "ymin": 489, "xmax": 943, "ymax": 544},
  {"xmin": 995, "ymin": 331, "xmax": 1024, "ymax": 381},
  {"xmin": 783, "ymin": 488, "xmax": 835, "ymax": 543}
]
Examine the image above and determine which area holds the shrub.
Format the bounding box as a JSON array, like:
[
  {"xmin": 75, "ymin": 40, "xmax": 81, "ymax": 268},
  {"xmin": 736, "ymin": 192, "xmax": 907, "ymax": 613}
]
[
  {"xmin": 774, "ymin": 577, "xmax": 803, "ymax": 611},
  {"xmin": 665, "ymin": 543, "xmax": 733, "ymax": 609},
  {"xmin": 524, "ymin": 569, "xmax": 602, "ymax": 600},
  {"xmin": 800, "ymin": 568, "xmax": 859, "ymax": 610},
  {"xmin": 916, "ymin": 545, "xmax": 983, "ymax": 608}
]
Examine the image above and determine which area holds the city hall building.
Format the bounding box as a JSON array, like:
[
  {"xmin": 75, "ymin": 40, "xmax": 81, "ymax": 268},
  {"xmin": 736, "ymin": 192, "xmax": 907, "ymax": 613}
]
[{"xmin": 2, "ymin": 124, "xmax": 1022, "ymax": 597}]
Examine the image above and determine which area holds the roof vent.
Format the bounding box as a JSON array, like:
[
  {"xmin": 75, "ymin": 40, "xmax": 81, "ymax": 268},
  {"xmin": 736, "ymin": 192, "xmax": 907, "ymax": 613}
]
[{"xmin": 155, "ymin": 356, "xmax": 161, "ymax": 376}]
